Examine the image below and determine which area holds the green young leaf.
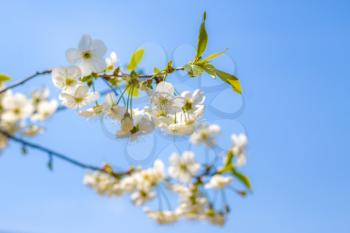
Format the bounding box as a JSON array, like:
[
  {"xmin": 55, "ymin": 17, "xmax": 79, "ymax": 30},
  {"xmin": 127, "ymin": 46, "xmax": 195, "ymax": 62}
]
[
  {"xmin": 184, "ymin": 63, "xmax": 205, "ymax": 77},
  {"xmin": 127, "ymin": 48, "xmax": 145, "ymax": 71},
  {"xmin": 0, "ymin": 74, "xmax": 12, "ymax": 84},
  {"xmin": 215, "ymin": 69, "xmax": 242, "ymax": 94},
  {"xmin": 202, "ymin": 49, "xmax": 227, "ymax": 63},
  {"xmin": 199, "ymin": 63, "xmax": 216, "ymax": 78},
  {"xmin": 196, "ymin": 11, "xmax": 208, "ymax": 59},
  {"xmin": 231, "ymin": 169, "xmax": 252, "ymax": 190}
]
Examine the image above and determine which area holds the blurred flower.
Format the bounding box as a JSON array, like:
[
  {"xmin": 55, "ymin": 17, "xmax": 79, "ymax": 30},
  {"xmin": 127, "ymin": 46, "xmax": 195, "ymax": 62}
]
[
  {"xmin": 1, "ymin": 92, "xmax": 33, "ymax": 122},
  {"xmin": 231, "ymin": 133, "xmax": 248, "ymax": 166},
  {"xmin": 205, "ymin": 175, "xmax": 232, "ymax": 189},
  {"xmin": 168, "ymin": 151, "xmax": 200, "ymax": 183},
  {"xmin": 190, "ymin": 123, "xmax": 220, "ymax": 147}
]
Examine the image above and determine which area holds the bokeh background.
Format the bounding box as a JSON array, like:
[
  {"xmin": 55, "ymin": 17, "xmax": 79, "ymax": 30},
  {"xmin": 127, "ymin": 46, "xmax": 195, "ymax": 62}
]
[{"xmin": 0, "ymin": 0, "xmax": 349, "ymax": 232}]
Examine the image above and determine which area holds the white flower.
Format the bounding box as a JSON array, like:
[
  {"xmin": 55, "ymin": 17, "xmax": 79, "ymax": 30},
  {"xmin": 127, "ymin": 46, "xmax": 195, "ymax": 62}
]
[
  {"xmin": 131, "ymin": 184, "xmax": 156, "ymax": 206},
  {"xmin": 176, "ymin": 192, "xmax": 208, "ymax": 219},
  {"xmin": 168, "ymin": 184, "xmax": 190, "ymax": 196},
  {"xmin": 52, "ymin": 66, "xmax": 81, "ymax": 90},
  {"xmin": 31, "ymin": 100, "xmax": 58, "ymax": 121},
  {"xmin": 190, "ymin": 123, "xmax": 220, "ymax": 147},
  {"xmin": 103, "ymin": 93, "xmax": 125, "ymax": 120},
  {"xmin": 59, "ymin": 85, "xmax": 99, "ymax": 109},
  {"xmin": 205, "ymin": 175, "xmax": 232, "ymax": 189},
  {"xmin": 117, "ymin": 108, "xmax": 154, "ymax": 140},
  {"xmin": 134, "ymin": 160, "xmax": 164, "ymax": 188},
  {"xmin": 231, "ymin": 133, "xmax": 248, "ymax": 166},
  {"xmin": 156, "ymin": 108, "xmax": 203, "ymax": 136},
  {"xmin": 1, "ymin": 92, "xmax": 33, "ymax": 122},
  {"xmin": 120, "ymin": 175, "xmax": 138, "ymax": 193},
  {"xmin": 79, "ymin": 104, "xmax": 105, "ymax": 118},
  {"xmin": 66, "ymin": 35, "xmax": 107, "ymax": 76},
  {"xmin": 84, "ymin": 171, "xmax": 124, "ymax": 196},
  {"xmin": 150, "ymin": 81, "xmax": 184, "ymax": 116},
  {"xmin": 105, "ymin": 51, "xmax": 118, "ymax": 72},
  {"xmin": 168, "ymin": 151, "xmax": 200, "ymax": 183},
  {"xmin": 31, "ymin": 88, "xmax": 49, "ymax": 106},
  {"xmin": 181, "ymin": 89, "xmax": 205, "ymax": 113},
  {"xmin": 144, "ymin": 209, "xmax": 179, "ymax": 224}
]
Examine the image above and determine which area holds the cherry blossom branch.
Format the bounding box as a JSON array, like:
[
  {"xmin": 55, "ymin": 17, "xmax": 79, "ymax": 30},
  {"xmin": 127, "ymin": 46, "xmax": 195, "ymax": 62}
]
[
  {"xmin": 0, "ymin": 128, "xmax": 131, "ymax": 178},
  {"xmin": 0, "ymin": 70, "xmax": 51, "ymax": 94}
]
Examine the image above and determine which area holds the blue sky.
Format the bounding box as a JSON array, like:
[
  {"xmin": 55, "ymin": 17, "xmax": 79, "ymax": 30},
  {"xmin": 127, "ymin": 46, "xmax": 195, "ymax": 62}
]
[{"xmin": 0, "ymin": 0, "xmax": 349, "ymax": 232}]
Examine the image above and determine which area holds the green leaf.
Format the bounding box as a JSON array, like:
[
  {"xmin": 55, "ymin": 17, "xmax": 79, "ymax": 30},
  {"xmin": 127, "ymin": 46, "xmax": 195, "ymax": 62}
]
[
  {"xmin": 231, "ymin": 169, "xmax": 252, "ymax": 190},
  {"xmin": 215, "ymin": 69, "xmax": 242, "ymax": 94},
  {"xmin": 0, "ymin": 74, "xmax": 12, "ymax": 84},
  {"xmin": 184, "ymin": 63, "xmax": 205, "ymax": 77},
  {"xmin": 196, "ymin": 11, "xmax": 208, "ymax": 59},
  {"xmin": 202, "ymin": 49, "xmax": 227, "ymax": 63},
  {"xmin": 127, "ymin": 48, "xmax": 145, "ymax": 71},
  {"xmin": 199, "ymin": 63, "xmax": 216, "ymax": 78}
]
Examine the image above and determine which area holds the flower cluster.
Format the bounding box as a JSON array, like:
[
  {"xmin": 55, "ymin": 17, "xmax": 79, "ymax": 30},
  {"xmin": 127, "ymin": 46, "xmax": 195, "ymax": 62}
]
[
  {"xmin": 52, "ymin": 35, "xmax": 207, "ymax": 140},
  {"xmin": 84, "ymin": 129, "xmax": 249, "ymax": 225},
  {"xmin": 0, "ymin": 86, "xmax": 57, "ymax": 149},
  {"xmin": 48, "ymin": 31, "xmax": 251, "ymax": 225}
]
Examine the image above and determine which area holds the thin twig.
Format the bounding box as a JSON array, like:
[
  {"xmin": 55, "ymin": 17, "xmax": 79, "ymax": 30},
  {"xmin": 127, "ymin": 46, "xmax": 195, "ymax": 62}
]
[
  {"xmin": 0, "ymin": 70, "xmax": 51, "ymax": 94},
  {"xmin": 0, "ymin": 128, "xmax": 132, "ymax": 178}
]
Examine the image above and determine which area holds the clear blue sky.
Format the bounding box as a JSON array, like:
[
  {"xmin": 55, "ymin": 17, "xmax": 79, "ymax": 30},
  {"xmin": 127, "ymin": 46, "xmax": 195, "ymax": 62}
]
[{"xmin": 0, "ymin": 0, "xmax": 349, "ymax": 232}]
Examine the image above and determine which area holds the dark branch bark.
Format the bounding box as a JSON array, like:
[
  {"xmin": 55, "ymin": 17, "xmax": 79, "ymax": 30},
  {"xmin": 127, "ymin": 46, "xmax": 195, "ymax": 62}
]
[{"xmin": 0, "ymin": 70, "xmax": 51, "ymax": 94}]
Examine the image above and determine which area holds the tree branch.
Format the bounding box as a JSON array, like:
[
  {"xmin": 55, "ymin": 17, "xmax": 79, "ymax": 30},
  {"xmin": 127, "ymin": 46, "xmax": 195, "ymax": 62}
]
[
  {"xmin": 0, "ymin": 128, "xmax": 130, "ymax": 177},
  {"xmin": 0, "ymin": 70, "xmax": 52, "ymax": 94}
]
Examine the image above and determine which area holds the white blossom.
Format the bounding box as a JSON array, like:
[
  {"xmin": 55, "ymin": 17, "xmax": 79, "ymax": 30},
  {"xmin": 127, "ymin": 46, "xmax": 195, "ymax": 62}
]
[
  {"xmin": 181, "ymin": 89, "xmax": 205, "ymax": 113},
  {"xmin": 31, "ymin": 88, "xmax": 49, "ymax": 106},
  {"xmin": 59, "ymin": 85, "xmax": 99, "ymax": 109},
  {"xmin": 131, "ymin": 184, "xmax": 156, "ymax": 206},
  {"xmin": 144, "ymin": 209, "xmax": 179, "ymax": 224},
  {"xmin": 105, "ymin": 51, "xmax": 118, "ymax": 72},
  {"xmin": 79, "ymin": 104, "xmax": 105, "ymax": 118},
  {"xmin": 205, "ymin": 175, "xmax": 232, "ymax": 189},
  {"xmin": 231, "ymin": 133, "xmax": 248, "ymax": 166},
  {"xmin": 31, "ymin": 100, "xmax": 58, "ymax": 121},
  {"xmin": 157, "ymin": 108, "xmax": 203, "ymax": 136},
  {"xmin": 117, "ymin": 108, "xmax": 154, "ymax": 140},
  {"xmin": 190, "ymin": 123, "xmax": 220, "ymax": 147},
  {"xmin": 150, "ymin": 81, "xmax": 184, "ymax": 116},
  {"xmin": 1, "ymin": 92, "xmax": 33, "ymax": 122},
  {"xmin": 52, "ymin": 66, "xmax": 81, "ymax": 90},
  {"xmin": 168, "ymin": 151, "xmax": 200, "ymax": 183},
  {"xmin": 134, "ymin": 160, "xmax": 164, "ymax": 189},
  {"xmin": 84, "ymin": 171, "xmax": 124, "ymax": 196},
  {"xmin": 103, "ymin": 93, "xmax": 125, "ymax": 120},
  {"xmin": 176, "ymin": 192, "xmax": 208, "ymax": 219},
  {"xmin": 66, "ymin": 35, "xmax": 107, "ymax": 76}
]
